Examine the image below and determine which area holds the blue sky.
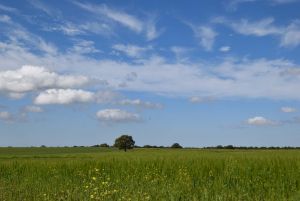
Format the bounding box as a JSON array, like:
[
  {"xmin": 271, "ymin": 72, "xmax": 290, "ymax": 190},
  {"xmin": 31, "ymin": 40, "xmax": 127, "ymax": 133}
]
[{"xmin": 1, "ymin": 0, "xmax": 300, "ymax": 147}]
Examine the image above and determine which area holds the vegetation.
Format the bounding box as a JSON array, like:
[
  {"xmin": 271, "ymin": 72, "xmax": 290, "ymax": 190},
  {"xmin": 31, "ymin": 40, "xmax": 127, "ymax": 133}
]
[
  {"xmin": 171, "ymin": 143, "xmax": 183, "ymax": 148},
  {"xmin": 1, "ymin": 147, "xmax": 300, "ymax": 200},
  {"xmin": 114, "ymin": 135, "xmax": 135, "ymax": 152}
]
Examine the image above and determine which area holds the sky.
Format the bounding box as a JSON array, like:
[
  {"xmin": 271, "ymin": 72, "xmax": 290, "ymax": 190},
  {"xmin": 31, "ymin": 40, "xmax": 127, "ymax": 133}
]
[{"xmin": 0, "ymin": 0, "xmax": 300, "ymax": 147}]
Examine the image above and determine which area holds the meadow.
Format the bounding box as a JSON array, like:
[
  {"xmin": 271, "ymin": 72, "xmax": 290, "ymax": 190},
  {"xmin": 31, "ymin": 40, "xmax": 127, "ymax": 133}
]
[{"xmin": 0, "ymin": 147, "xmax": 300, "ymax": 201}]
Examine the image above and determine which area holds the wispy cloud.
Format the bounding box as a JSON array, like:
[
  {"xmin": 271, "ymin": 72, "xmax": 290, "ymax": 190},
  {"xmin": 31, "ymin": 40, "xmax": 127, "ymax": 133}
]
[
  {"xmin": 0, "ymin": 111, "xmax": 14, "ymax": 122},
  {"xmin": 226, "ymin": 0, "xmax": 256, "ymax": 11},
  {"xmin": 68, "ymin": 40, "xmax": 101, "ymax": 55},
  {"xmin": 28, "ymin": 0, "xmax": 61, "ymax": 18},
  {"xmin": 118, "ymin": 99, "xmax": 163, "ymax": 109},
  {"xmin": 214, "ymin": 17, "xmax": 300, "ymax": 48},
  {"xmin": 281, "ymin": 107, "xmax": 297, "ymax": 113},
  {"xmin": 112, "ymin": 44, "xmax": 151, "ymax": 58},
  {"xmin": 189, "ymin": 25, "xmax": 217, "ymax": 51},
  {"xmin": 219, "ymin": 46, "xmax": 231, "ymax": 52},
  {"xmin": 74, "ymin": 2, "xmax": 162, "ymax": 40},
  {"xmin": 23, "ymin": 105, "xmax": 43, "ymax": 113},
  {"xmin": 189, "ymin": 96, "xmax": 216, "ymax": 103},
  {"xmin": 0, "ymin": 3, "xmax": 18, "ymax": 13},
  {"xmin": 226, "ymin": 0, "xmax": 299, "ymax": 11}
]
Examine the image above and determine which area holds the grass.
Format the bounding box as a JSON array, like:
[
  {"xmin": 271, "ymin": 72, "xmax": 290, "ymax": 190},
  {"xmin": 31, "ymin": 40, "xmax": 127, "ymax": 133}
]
[{"xmin": 0, "ymin": 147, "xmax": 300, "ymax": 200}]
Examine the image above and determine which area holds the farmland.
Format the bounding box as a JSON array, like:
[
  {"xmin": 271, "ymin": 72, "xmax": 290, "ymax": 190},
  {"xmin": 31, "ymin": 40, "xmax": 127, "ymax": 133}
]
[{"xmin": 0, "ymin": 147, "xmax": 300, "ymax": 201}]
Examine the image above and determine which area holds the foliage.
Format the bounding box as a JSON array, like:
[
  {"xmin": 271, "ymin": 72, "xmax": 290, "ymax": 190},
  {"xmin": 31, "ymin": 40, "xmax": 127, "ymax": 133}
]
[
  {"xmin": 171, "ymin": 143, "xmax": 183, "ymax": 148},
  {"xmin": 114, "ymin": 135, "xmax": 135, "ymax": 152},
  {"xmin": 99, "ymin": 143, "xmax": 110, "ymax": 148}
]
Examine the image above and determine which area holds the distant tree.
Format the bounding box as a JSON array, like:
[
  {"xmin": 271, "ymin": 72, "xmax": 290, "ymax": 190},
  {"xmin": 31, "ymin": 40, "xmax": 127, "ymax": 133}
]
[
  {"xmin": 143, "ymin": 145, "xmax": 152, "ymax": 148},
  {"xmin": 114, "ymin": 135, "xmax": 135, "ymax": 152},
  {"xmin": 224, "ymin": 145, "xmax": 234, "ymax": 149},
  {"xmin": 171, "ymin": 143, "xmax": 183, "ymax": 148},
  {"xmin": 99, "ymin": 143, "xmax": 109, "ymax": 148},
  {"xmin": 91, "ymin": 144, "xmax": 100, "ymax": 147}
]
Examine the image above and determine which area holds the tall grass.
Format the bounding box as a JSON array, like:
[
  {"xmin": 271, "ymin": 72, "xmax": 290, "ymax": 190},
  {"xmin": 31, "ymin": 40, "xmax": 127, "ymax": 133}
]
[{"xmin": 0, "ymin": 148, "xmax": 300, "ymax": 200}]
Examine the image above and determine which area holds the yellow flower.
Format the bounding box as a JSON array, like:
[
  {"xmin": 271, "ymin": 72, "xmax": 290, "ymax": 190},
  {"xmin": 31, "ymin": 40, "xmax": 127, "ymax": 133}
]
[{"xmin": 92, "ymin": 177, "xmax": 96, "ymax": 181}]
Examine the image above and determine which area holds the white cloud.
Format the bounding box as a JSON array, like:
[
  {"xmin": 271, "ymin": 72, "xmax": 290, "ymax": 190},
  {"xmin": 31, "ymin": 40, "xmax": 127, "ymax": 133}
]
[
  {"xmin": 47, "ymin": 21, "xmax": 114, "ymax": 37},
  {"xmin": 214, "ymin": 17, "xmax": 300, "ymax": 48},
  {"xmin": 24, "ymin": 105, "xmax": 43, "ymax": 113},
  {"xmin": 214, "ymin": 17, "xmax": 282, "ymax": 36},
  {"xmin": 34, "ymin": 89, "xmax": 95, "ymax": 105},
  {"xmin": 75, "ymin": 2, "xmax": 143, "ymax": 32},
  {"xmin": 0, "ymin": 15, "xmax": 58, "ymax": 55},
  {"xmin": 0, "ymin": 14, "xmax": 12, "ymax": 23},
  {"xmin": 68, "ymin": 40, "xmax": 101, "ymax": 54},
  {"xmin": 189, "ymin": 96, "xmax": 216, "ymax": 103},
  {"xmin": 281, "ymin": 107, "xmax": 297, "ymax": 113},
  {"xmin": 0, "ymin": 111, "xmax": 13, "ymax": 122},
  {"xmin": 74, "ymin": 2, "xmax": 161, "ymax": 40},
  {"xmin": 271, "ymin": 0, "xmax": 299, "ymax": 4},
  {"xmin": 2, "ymin": 39, "xmax": 300, "ymax": 100},
  {"xmin": 145, "ymin": 17, "xmax": 162, "ymax": 41},
  {"xmin": 0, "ymin": 66, "xmax": 89, "ymax": 97},
  {"xmin": 112, "ymin": 44, "xmax": 150, "ymax": 58},
  {"xmin": 96, "ymin": 109, "xmax": 140, "ymax": 122},
  {"xmin": 0, "ymin": 4, "xmax": 18, "ymax": 13},
  {"xmin": 119, "ymin": 99, "xmax": 163, "ymax": 109},
  {"xmin": 226, "ymin": 0, "xmax": 298, "ymax": 11},
  {"xmin": 219, "ymin": 46, "xmax": 231, "ymax": 52},
  {"xmin": 28, "ymin": 0, "xmax": 61, "ymax": 17},
  {"xmin": 280, "ymin": 20, "xmax": 300, "ymax": 47},
  {"xmin": 95, "ymin": 91, "xmax": 121, "ymax": 104},
  {"xmin": 247, "ymin": 116, "xmax": 276, "ymax": 126},
  {"xmin": 190, "ymin": 25, "xmax": 217, "ymax": 51}
]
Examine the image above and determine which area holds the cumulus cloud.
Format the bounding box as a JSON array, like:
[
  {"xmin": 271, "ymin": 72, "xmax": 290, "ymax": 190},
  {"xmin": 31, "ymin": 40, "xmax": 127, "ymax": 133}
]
[
  {"xmin": 34, "ymin": 89, "xmax": 95, "ymax": 105},
  {"xmin": 96, "ymin": 109, "xmax": 140, "ymax": 122},
  {"xmin": 119, "ymin": 99, "xmax": 163, "ymax": 109},
  {"xmin": 190, "ymin": 25, "xmax": 217, "ymax": 51},
  {"xmin": 246, "ymin": 116, "xmax": 276, "ymax": 126},
  {"xmin": 2, "ymin": 39, "xmax": 300, "ymax": 100},
  {"xmin": 281, "ymin": 107, "xmax": 297, "ymax": 113},
  {"xmin": 0, "ymin": 66, "xmax": 89, "ymax": 97}
]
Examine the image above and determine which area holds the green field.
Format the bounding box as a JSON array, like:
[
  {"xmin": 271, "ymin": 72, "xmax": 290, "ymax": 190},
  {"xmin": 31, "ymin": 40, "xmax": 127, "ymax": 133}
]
[{"xmin": 1, "ymin": 148, "xmax": 300, "ymax": 201}]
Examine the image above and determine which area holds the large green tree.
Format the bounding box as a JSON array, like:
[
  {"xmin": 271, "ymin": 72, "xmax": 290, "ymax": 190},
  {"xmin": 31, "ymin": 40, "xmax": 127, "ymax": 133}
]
[{"xmin": 114, "ymin": 135, "xmax": 135, "ymax": 152}]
